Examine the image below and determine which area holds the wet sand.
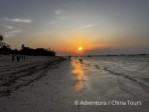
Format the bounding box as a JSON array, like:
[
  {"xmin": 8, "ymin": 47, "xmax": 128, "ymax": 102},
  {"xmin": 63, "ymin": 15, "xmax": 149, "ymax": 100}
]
[{"xmin": 0, "ymin": 57, "xmax": 149, "ymax": 112}]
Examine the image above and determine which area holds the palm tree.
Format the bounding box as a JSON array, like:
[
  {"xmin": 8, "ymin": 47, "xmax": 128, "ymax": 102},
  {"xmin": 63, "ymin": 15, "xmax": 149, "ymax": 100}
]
[
  {"xmin": 0, "ymin": 35, "xmax": 3, "ymax": 41},
  {"xmin": 0, "ymin": 35, "xmax": 4, "ymax": 48}
]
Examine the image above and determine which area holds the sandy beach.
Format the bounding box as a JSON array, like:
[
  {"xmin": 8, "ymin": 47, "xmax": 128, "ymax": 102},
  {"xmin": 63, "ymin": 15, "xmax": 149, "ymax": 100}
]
[
  {"xmin": 0, "ymin": 0, "xmax": 149, "ymax": 111},
  {"xmin": 0, "ymin": 55, "xmax": 149, "ymax": 112}
]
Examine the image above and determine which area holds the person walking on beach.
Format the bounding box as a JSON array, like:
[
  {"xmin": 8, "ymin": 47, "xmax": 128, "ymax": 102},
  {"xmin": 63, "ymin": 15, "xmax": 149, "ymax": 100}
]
[
  {"xmin": 17, "ymin": 55, "xmax": 20, "ymax": 62},
  {"xmin": 23, "ymin": 55, "xmax": 26, "ymax": 60},
  {"xmin": 12, "ymin": 55, "xmax": 15, "ymax": 62},
  {"xmin": 79, "ymin": 59, "xmax": 83, "ymax": 64},
  {"xmin": 21, "ymin": 55, "xmax": 23, "ymax": 60}
]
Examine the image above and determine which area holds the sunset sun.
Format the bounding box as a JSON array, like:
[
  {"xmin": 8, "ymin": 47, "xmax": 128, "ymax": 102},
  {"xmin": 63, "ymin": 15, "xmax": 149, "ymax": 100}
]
[{"xmin": 78, "ymin": 46, "xmax": 83, "ymax": 51}]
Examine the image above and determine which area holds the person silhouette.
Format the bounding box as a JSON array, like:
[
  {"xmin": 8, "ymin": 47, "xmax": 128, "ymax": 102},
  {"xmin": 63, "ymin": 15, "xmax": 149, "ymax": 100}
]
[
  {"xmin": 24, "ymin": 55, "xmax": 25, "ymax": 60},
  {"xmin": 12, "ymin": 55, "xmax": 15, "ymax": 62},
  {"xmin": 17, "ymin": 55, "xmax": 20, "ymax": 62},
  {"xmin": 21, "ymin": 55, "xmax": 23, "ymax": 60},
  {"xmin": 79, "ymin": 59, "xmax": 83, "ymax": 64}
]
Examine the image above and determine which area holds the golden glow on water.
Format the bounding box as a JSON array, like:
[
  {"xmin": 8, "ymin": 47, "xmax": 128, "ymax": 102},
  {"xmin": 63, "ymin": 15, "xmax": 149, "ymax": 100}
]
[{"xmin": 71, "ymin": 59, "xmax": 87, "ymax": 93}]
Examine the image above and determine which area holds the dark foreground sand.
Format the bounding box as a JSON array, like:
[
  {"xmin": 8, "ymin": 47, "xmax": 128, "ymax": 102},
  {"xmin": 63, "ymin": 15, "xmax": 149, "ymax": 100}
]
[{"xmin": 0, "ymin": 56, "xmax": 149, "ymax": 112}]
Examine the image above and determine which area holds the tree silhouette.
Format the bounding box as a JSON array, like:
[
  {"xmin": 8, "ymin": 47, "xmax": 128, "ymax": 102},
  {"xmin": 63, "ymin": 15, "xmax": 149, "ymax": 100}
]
[
  {"xmin": 0, "ymin": 35, "xmax": 11, "ymax": 54},
  {"xmin": 20, "ymin": 44, "xmax": 56, "ymax": 56},
  {"xmin": 0, "ymin": 35, "xmax": 56, "ymax": 56},
  {"xmin": 0, "ymin": 35, "xmax": 4, "ymax": 48}
]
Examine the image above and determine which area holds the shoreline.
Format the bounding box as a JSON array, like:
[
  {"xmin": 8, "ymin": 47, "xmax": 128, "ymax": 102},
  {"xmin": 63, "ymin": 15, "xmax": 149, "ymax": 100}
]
[
  {"xmin": 0, "ymin": 56, "xmax": 66, "ymax": 97},
  {"xmin": 0, "ymin": 56, "xmax": 149, "ymax": 112}
]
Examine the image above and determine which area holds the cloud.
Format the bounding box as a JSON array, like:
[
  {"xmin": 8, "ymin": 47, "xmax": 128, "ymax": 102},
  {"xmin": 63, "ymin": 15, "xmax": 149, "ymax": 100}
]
[
  {"xmin": 4, "ymin": 29, "xmax": 22, "ymax": 37},
  {"xmin": 57, "ymin": 16, "xmax": 69, "ymax": 20},
  {"xmin": 80, "ymin": 24, "xmax": 94, "ymax": 30},
  {"xmin": 54, "ymin": 9, "xmax": 70, "ymax": 20},
  {"xmin": 0, "ymin": 24, "xmax": 14, "ymax": 29},
  {"xmin": 6, "ymin": 25, "xmax": 14, "ymax": 29},
  {"xmin": 54, "ymin": 9, "xmax": 64, "ymax": 15},
  {"xmin": 50, "ymin": 20, "xmax": 56, "ymax": 25},
  {"xmin": 5, "ymin": 18, "xmax": 32, "ymax": 23}
]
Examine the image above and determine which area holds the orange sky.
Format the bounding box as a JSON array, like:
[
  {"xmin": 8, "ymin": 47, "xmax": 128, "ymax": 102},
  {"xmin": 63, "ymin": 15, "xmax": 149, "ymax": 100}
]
[{"xmin": 1, "ymin": 0, "xmax": 149, "ymax": 55}]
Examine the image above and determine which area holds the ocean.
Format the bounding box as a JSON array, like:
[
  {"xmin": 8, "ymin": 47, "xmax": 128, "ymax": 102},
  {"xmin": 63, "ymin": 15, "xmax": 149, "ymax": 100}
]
[{"xmin": 71, "ymin": 55, "xmax": 149, "ymax": 111}]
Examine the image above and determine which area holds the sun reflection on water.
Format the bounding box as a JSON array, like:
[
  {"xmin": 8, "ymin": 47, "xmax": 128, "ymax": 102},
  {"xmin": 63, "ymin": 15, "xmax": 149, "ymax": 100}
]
[{"xmin": 71, "ymin": 59, "xmax": 87, "ymax": 93}]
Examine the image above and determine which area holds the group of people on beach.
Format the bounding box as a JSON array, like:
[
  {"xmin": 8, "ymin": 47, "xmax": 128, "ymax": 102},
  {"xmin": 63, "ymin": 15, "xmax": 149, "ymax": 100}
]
[
  {"xmin": 79, "ymin": 58, "xmax": 83, "ymax": 64},
  {"xmin": 67, "ymin": 55, "xmax": 83, "ymax": 64},
  {"xmin": 12, "ymin": 55, "xmax": 26, "ymax": 62}
]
